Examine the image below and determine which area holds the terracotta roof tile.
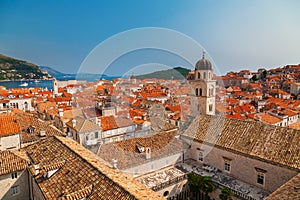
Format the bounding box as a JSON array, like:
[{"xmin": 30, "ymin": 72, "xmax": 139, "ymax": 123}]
[
  {"xmin": 0, "ymin": 115, "xmax": 21, "ymax": 137},
  {"xmin": 98, "ymin": 128, "xmax": 184, "ymax": 169},
  {"xmin": 0, "ymin": 150, "xmax": 28, "ymax": 176},
  {"xmin": 255, "ymin": 113, "xmax": 282, "ymax": 124},
  {"xmin": 66, "ymin": 116, "xmax": 101, "ymax": 133},
  {"xmin": 99, "ymin": 115, "xmax": 118, "ymax": 131},
  {"xmin": 24, "ymin": 136, "xmax": 164, "ymax": 200}
]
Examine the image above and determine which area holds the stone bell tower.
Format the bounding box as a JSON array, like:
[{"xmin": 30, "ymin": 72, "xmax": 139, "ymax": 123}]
[{"xmin": 187, "ymin": 52, "xmax": 216, "ymax": 115}]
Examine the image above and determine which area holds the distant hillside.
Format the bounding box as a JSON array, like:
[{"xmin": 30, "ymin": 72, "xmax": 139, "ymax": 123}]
[
  {"xmin": 136, "ymin": 67, "xmax": 191, "ymax": 80},
  {"xmin": 40, "ymin": 66, "xmax": 68, "ymax": 77},
  {"xmin": 0, "ymin": 54, "xmax": 51, "ymax": 80},
  {"xmin": 40, "ymin": 66, "xmax": 120, "ymax": 81}
]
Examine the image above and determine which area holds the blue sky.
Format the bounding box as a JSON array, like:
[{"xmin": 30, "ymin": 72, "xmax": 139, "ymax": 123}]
[{"xmin": 0, "ymin": 0, "xmax": 300, "ymax": 75}]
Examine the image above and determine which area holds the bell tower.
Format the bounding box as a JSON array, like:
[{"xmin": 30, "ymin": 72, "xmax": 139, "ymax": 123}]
[
  {"xmin": 188, "ymin": 52, "xmax": 216, "ymax": 115},
  {"xmin": 52, "ymin": 78, "xmax": 58, "ymax": 96}
]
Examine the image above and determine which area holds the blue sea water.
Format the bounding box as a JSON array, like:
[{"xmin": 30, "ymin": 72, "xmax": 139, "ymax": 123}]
[
  {"xmin": 0, "ymin": 75, "xmax": 121, "ymax": 90},
  {"xmin": 0, "ymin": 80, "xmax": 53, "ymax": 90}
]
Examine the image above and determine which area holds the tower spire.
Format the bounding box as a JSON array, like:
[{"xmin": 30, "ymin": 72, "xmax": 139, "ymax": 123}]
[{"xmin": 202, "ymin": 51, "xmax": 206, "ymax": 59}]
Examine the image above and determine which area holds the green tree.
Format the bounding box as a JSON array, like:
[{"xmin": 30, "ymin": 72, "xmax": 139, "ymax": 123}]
[
  {"xmin": 187, "ymin": 173, "xmax": 215, "ymax": 200},
  {"xmin": 219, "ymin": 187, "xmax": 233, "ymax": 200}
]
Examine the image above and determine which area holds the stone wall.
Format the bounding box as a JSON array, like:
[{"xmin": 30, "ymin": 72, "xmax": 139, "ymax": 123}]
[
  {"xmin": 186, "ymin": 141, "xmax": 299, "ymax": 193},
  {"xmin": 0, "ymin": 134, "xmax": 20, "ymax": 150},
  {"xmin": 0, "ymin": 170, "xmax": 29, "ymax": 200}
]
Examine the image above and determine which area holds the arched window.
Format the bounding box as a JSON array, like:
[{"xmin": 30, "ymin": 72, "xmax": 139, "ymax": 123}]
[
  {"xmin": 198, "ymin": 72, "xmax": 201, "ymax": 79},
  {"xmin": 209, "ymin": 86, "xmax": 214, "ymax": 96},
  {"xmin": 203, "ymin": 72, "xmax": 206, "ymax": 79},
  {"xmin": 200, "ymin": 88, "xmax": 202, "ymax": 96},
  {"xmin": 196, "ymin": 88, "xmax": 198, "ymax": 96}
]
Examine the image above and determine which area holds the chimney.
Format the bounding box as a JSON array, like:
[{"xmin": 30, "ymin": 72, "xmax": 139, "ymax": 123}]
[
  {"xmin": 34, "ymin": 164, "xmax": 40, "ymax": 176},
  {"xmin": 40, "ymin": 130, "xmax": 46, "ymax": 137},
  {"xmin": 112, "ymin": 159, "xmax": 118, "ymax": 169},
  {"xmin": 58, "ymin": 108, "xmax": 63, "ymax": 117},
  {"xmin": 72, "ymin": 119, "xmax": 77, "ymax": 128},
  {"xmin": 96, "ymin": 118, "xmax": 101, "ymax": 127},
  {"xmin": 66, "ymin": 132, "xmax": 73, "ymax": 138},
  {"xmin": 145, "ymin": 147, "xmax": 151, "ymax": 159}
]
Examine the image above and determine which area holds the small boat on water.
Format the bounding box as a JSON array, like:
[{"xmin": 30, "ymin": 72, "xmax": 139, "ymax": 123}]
[
  {"xmin": 34, "ymin": 80, "xmax": 40, "ymax": 83},
  {"xmin": 19, "ymin": 82, "xmax": 28, "ymax": 87}
]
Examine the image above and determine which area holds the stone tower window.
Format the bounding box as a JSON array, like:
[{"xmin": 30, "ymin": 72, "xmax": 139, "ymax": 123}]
[{"xmin": 209, "ymin": 104, "xmax": 213, "ymax": 112}]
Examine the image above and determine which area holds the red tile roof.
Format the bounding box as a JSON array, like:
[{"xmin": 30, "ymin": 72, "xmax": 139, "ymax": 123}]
[
  {"xmin": 0, "ymin": 115, "xmax": 21, "ymax": 137},
  {"xmin": 100, "ymin": 115, "xmax": 118, "ymax": 131},
  {"xmin": 255, "ymin": 113, "xmax": 282, "ymax": 124},
  {"xmin": 0, "ymin": 150, "xmax": 28, "ymax": 176}
]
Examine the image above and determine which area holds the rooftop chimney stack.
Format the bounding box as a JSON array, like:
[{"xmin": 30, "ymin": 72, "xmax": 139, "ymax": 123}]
[
  {"xmin": 112, "ymin": 159, "xmax": 118, "ymax": 169},
  {"xmin": 58, "ymin": 108, "xmax": 64, "ymax": 117},
  {"xmin": 145, "ymin": 147, "xmax": 151, "ymax": 159},
  {"xmin": 72, "ymin": 119, "xmax": 77, "ymax": 128},
  {"xmin": 34, "ymin": 164, "xmax": 40, "ymax": 176},
  {"xmin": 96, "ymin": 118, "xmax": 101, "ymax": 127}
]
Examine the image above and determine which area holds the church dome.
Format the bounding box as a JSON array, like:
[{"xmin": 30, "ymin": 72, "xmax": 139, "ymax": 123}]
[{"xmin": 195, "ymin": 52, "xmax": 212, "ymax": 70}]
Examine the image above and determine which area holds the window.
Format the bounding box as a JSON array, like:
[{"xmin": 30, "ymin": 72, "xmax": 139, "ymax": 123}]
[
  {"xmin": 95, "ymin": 132, "xmax": 98, "ymax": 138},
  {"xmin": 209, "ymin": 88, "xmax": 214, "ymax": 96},
  {"xmin": 198, "ymin": 72, "xmax": 201, "ymax": 79},
  {"xmin": 85, "ymin": 135, "xmax": 89, "ymax": 141},
  {"xmin": 224, "ymin": 161, "xmax": 230, "ymax": 172},
  {"xmin": 196, "ymin": 88, "xmax": 198, "ymax": 96},
  {"xmin": 11, "ymin": 186, "xmax": 19, "ymax": 195},
  {"xmin": 257, "ymin": 172, "xmax": 264, "ymax": 185},
  {"xmin": 11, "ymin": 172, "xmax": 17, "ymax": 179},
  {"xmin": 198, "ymin": 152, "xmax": 203, "ymax": 161},
  {"xmin": 209, "ymin": 104, "xmax": 213, "ymax": 112},
  {"xmin": 200, "ymin": 88, "xmax": 202, "ymax": 96}
]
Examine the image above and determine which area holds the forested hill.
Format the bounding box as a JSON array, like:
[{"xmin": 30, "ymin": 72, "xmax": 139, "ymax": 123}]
[
  {"xmin": 0, "ymin": 54, "xmax": 51, "ymax": 80},
  {"xmin": 136, "ymin": 67, "xmax": 191, "ymax": 80}
]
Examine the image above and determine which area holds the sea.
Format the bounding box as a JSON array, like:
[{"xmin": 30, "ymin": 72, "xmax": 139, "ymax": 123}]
[
  {"xmin": 0, "ymin": 80, "xmax": 54, "ymax": 90},
  {"xmin": 0, "ymin": 75, "xmax": 120, "ymax": 90}
]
